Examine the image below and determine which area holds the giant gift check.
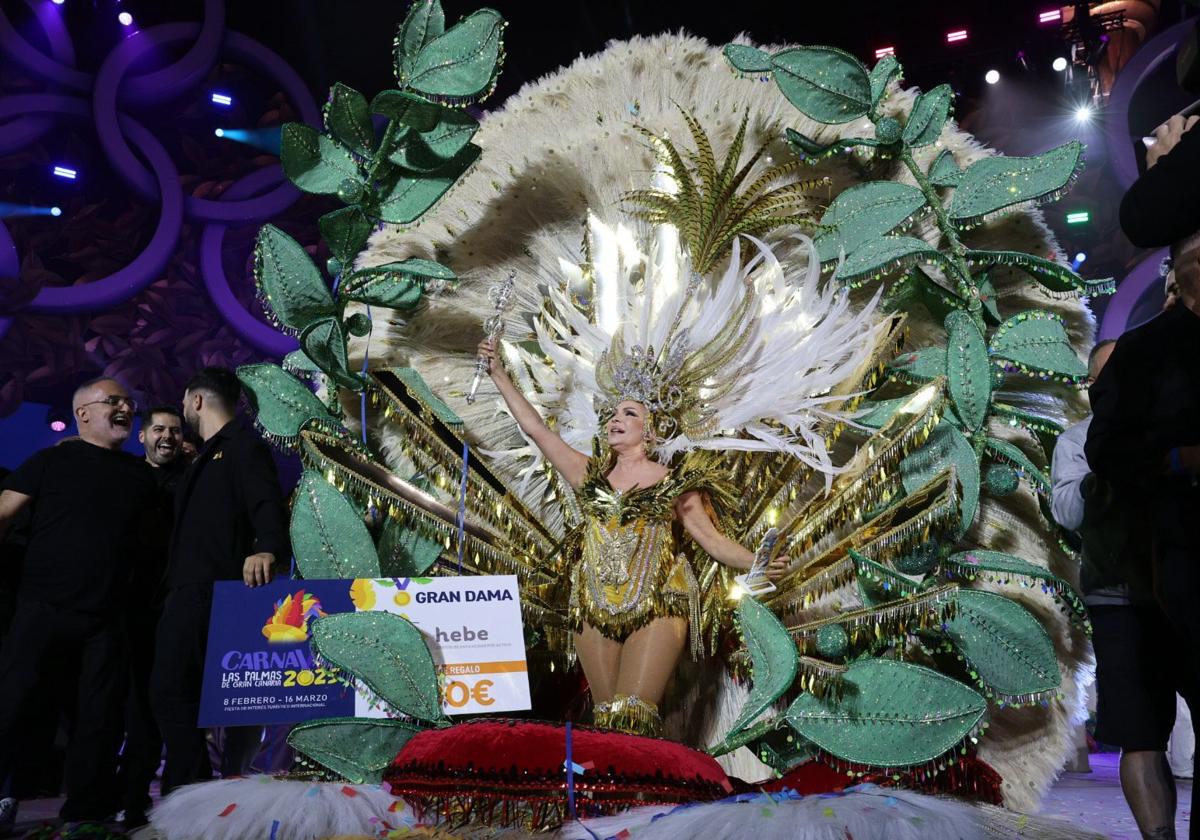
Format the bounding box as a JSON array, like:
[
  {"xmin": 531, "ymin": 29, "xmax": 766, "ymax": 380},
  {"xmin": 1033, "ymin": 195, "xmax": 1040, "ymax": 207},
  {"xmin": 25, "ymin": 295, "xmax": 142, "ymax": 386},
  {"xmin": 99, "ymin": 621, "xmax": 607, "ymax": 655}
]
[{"xmin": 198, "ymin": 576, "xmax": 530, "ymax": 726}]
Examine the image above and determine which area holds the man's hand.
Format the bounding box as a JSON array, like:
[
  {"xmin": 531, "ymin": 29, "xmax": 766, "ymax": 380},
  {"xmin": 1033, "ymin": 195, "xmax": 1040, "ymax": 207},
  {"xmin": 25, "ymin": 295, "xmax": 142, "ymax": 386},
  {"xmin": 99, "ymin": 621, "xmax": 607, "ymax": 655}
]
[
  {"xmin": 1147, "ymin": 114, "xmax": 1199, "ymax": 168},
  {"xmin": 243, "ymin": 552, "xmax": 275, "ymax": 587}
]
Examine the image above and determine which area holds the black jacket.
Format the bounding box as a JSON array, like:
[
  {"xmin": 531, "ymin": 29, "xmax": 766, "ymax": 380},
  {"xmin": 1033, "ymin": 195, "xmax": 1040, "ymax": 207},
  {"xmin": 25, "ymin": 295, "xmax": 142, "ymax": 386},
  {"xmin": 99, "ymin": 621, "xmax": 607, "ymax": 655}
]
[
  {"xmin": 166, "ymin": 420, "xmax": 289, "ymax": 588},
  {"xmin": 1120, "ymin": 128, "xmax": 1200, "ymax": 248}
]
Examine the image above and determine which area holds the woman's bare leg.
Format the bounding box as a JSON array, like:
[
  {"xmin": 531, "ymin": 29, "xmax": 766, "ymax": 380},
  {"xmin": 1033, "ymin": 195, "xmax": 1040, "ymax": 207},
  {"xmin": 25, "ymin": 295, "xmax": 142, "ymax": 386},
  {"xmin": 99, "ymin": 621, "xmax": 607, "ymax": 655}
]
[
  {"xmin": 574, "ymin": 623, "xmax": 622, "ymax": 704},
  {"xmin": 613, "ymin": 617, "xmax": 688, "ymax": 707}
]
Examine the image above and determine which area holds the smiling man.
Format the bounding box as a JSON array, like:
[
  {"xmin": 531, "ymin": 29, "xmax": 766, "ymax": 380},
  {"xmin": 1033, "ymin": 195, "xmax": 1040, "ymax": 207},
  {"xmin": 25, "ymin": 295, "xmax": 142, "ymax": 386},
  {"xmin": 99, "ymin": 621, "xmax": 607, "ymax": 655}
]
[{"xmin": 0, "ymin": 377, "xmax": 157, "ymax": 830}]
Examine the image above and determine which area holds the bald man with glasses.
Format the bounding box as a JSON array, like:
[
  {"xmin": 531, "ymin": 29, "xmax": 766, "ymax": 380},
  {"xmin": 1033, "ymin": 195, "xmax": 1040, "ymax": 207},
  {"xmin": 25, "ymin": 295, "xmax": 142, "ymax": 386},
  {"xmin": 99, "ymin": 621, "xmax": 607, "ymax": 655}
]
[{"xmin": 0, "ymin": 378, "xmax": 156, "ymax": 830}]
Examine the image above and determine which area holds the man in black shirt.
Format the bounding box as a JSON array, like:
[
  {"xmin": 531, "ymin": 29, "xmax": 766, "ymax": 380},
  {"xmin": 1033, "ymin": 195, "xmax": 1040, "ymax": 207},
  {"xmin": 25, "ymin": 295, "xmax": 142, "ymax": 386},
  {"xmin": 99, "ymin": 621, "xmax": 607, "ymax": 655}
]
[
  {"xmin": 150, "ymin": 367, "xmax": 288, "ymax": 795},
  {"xmin": 0, "ymin": 378, "xmax": 156, "ymax": 828}
]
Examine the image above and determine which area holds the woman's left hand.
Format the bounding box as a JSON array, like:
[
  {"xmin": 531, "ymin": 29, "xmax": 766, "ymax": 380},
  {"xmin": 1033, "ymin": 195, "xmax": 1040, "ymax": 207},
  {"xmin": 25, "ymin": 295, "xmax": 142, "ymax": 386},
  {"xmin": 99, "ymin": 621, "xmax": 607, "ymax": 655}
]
[{"xmin": 765, "ymin": 555, "xmax": 789, "ymax": 582}]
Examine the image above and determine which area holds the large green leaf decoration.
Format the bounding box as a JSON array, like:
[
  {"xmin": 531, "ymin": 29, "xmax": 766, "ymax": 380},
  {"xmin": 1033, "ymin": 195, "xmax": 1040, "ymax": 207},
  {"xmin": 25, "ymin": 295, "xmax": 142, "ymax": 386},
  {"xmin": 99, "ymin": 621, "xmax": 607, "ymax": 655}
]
[
  {"xmin": 902, "ymin": 84, "xmax": 953, "ymax": 147},
  {"xmin": 288, "ymin": 717, "xmax": 422, "ymax": 784},
  {"xmin": 945, "ymin": 590, "xmax": 1060, "ymax": 701},
  {"xmin": 771, "ymin": 46, "xmax": 872, "ymax": 124},
  {"xmin": 948, "ymin": 141, "xmax": 1083, "ymax": 224},
  {"xmin": 944, "ymin": 549, "xmax": 1088, "ymax": 625},
  {"xmin": 404, "ymin": 9, "xmax": 505, "ymax": 102},
  {"xmin": 984, "ymin": 437, "xmax": 1050, "ymax": 496},
  {"xmin": 325, "ymin": 83, "xmax": 376, "ymax": 156},
  {"xmin": 390, "ymin": 109, "xmax": 480, "ymax": 172},
  {"xmin": 887, "ymin": 345, "xmax": 947, "ymax": 384},
  {"xmin": 280, "ymin": 123, "xmax": 362, "ymax": 195},
  {"xmin": 988, "ymin": 311, "xmax": 1087, "ymax": 381},
  {"xmin": 301, "ymin": 317, "xmax": 362, "ymax": 391},
  {"xmin": 343, "ymin": 259, "xmax": 455, "ymax": 310},
  {"xmin": 723, "ymin": 43, "xmax": 773, "ymax": 75},
  {"xmin": 712, "ymin": 596, "xmax": 799, "ymax": 753},
  {"xmin": 310, "ymin": 611, "xmax": 444, "ymax": 722},
  {"xmin": 374, "ymin": 144, "xmax": 480, "ymax": 224},
  {"xmin": 901, "ymin": 421, "xmax": 979, "ymax": 535},
  {"xmin": 965, "ymin": 249, "xmax": 1096, "ymax": 296},
  {"xmin": 785, "ymin": 129, "xmax": 878, "ymax": 159},
  {"xmin": 238, "ymin": 363, "xmax": 333, "ymax": 445},
  {"xmin": 869, "ymin": 54, "xmax": 900, "ymax": 106},
  {"xmin": 785, "ymin": 659, "xmax": 986, "ymax": 767},
  {"xmin": 378, "ymin": 511, "xmax": 443, "ymax": 577},
  {"xmin": 814, "ymin": 182, "xmax": 927, "ymax": 262},
  {"xmin": 291, "ymin": 470, "xmax": 381, "ymax": 580},
  {"xmin": 856, "ymin": 394, "xmax": 920, "ymax": 429},
  {"xmin": 929, "ymin": 149, "xmax": 963, "ymax": 187},
  {"xmin": 882, "ymin": 266, "xmax": 964, "ymax": 323},
  {"xmin": 371, "ymin": 90, "xmax": 442, "ymax": 132},
  {"xmin": 254, "ymin": 225, "xmax": 336, "ymax": 333},
  {"xmin": 394, "ymin": 0, "xmax": 445, "ymax": 80},
  {"xmin": 945, "ymin": 311, "xmax": 991, "ymax": 432},
  {"xmin": 319, "ymin": 207, "xmax": 373, "ymax": 266},
  {"xmin": 832, "ymin": 235, "xmax": 938, "ymax": 286}
]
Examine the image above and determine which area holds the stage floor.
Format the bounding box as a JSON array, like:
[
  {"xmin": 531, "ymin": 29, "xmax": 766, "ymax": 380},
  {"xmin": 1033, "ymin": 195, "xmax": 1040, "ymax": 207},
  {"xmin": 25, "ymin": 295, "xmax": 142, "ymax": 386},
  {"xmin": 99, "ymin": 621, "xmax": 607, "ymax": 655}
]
[{"xmin": 8, "ymin": 751, "xmax": 1192, "ymax": 838}]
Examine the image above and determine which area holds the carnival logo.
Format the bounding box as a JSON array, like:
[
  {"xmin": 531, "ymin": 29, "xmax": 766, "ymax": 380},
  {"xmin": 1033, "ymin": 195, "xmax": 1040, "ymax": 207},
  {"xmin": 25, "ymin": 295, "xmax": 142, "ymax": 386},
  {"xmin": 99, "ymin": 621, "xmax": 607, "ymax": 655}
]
[{"xmin": 261, "ymin": 589, "xmax": 325, "ymax": 644}]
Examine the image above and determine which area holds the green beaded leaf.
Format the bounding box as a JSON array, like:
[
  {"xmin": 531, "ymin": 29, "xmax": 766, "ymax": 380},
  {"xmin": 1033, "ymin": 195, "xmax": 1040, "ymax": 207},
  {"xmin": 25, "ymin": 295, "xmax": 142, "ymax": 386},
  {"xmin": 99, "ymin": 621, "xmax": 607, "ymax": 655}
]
[
  {"xmin": 869, "ymin": 54, "xmax": 901, "ymax": 106},
  {"xmin": 945, "ymin": 590, "xmax": 1060, "ymax": 701},
  {"xmin": 814, "ymin": 182, "xmax": 927, "ymax": 263},
  {"xmin": 901, "ymin": 421, "xmax": 979, "ymax": 535},
  {"xmin": 325, "ymin": 83, "xmax": 376, "ymax": 156},
  {"xmin": 984, "ymin": 437, "xmax": 1050, "ymax": 496},
  {"xmin": 929, "ymin": 150, "xmax": 962, "ymax": 187},
  {"xmin": 948, "ymin": 141, "xmax": 1083, "ymax": 224},
  {"xmin": 746, "ymin": 724, "xmax": 816, "ymax": 774},
  {"xmin": 989, "ymin": 311, "xmax": 1087, "ymax": 380},
  {"xmin": 723, "ymin": 43, "xmax": 773, "ymax": 75},
  {"xmin": 301, "ymin": 316, "xmax": 362, "ymax": 392},
  {"xmin": 291, "ymin": 470, "xmax": 381, "ymax": 580},
  {"xmin": 855, "ymin": 394, "xmax": 919, "ymax": 428},
  {"xmin": 389, "ymin": 367, "xmax": 464, "ymax": 429},
  {"xmin": 394, "ymin": 0, "xmax": 445, "ymax": 79},
  {"xmin": 977, "ymin": 274, "xmax": 1001, "ymax": 325},
  {"xmin": 902, "ymin": 84, "xmax": 953, "ymax": 148},
  {"xmin": 310, "ymin": 611, "xmax": 444, "ymax": 722},
  {"xmin": 238, "ymin": 363, "xmax": 333, "ymax": 445},
  {"xmin": 371, "ymin": 90, "xmax": 442, "ymax": 132},
  {"xmin": 785, "ymin": 659, "xmax": 986, "ymax": 767},
  {"xmin": 343, "ymin": 259, "xmax": 454, "ymax": 310},
  {"xmin": 255, "ymin": 225, "xmax": 336, "ymax": 332},
  {"xmin": 785, "ymin": 129, "xmax": 878, "ymax": 159},
  {"xmin": 851, "ymin": 548, "xmax": 923, "ymax": 607},
  {"xmin": 771, "ymin": 46, "xmax": 872, "ymax": 124},
  {"xmin": 378, "ymin": 512, "xmax": 443, "ymax": 577},
  {"xmin": 713, "ymin": 596, "xmax": 799, "ymax": 754},
  {"xmin": 945, "ymin": 311, "xmax": 991, "ymax": 432},
  {"xmin": 282, "ymin": 349, "xmax": 322, "ymax": 374},
  {"xmin": 374, "ymin": 143, "xmax": 480, "ymax": 224},
  {"xmin": 887, "ymin": 345, "xmax": 946, "ymax": 384},
  {"xmin": 280, "ymin": 123, "xmax": 362, "ymax": 196},
  {"xmin": 404, "ymin": 9, "xmax": 505, "ymax": 103},
  {"xmin": 832, "ymin": 235, "xmax": 938, "ymax": 286},
  {"xmin": 882, "ymin": 266, "xmax": 964, "ymax": 322},
  {"xmin": 389, "ymin": 109, "xmax": 480, "ymax": 172},
  {"xmin": 319, "ymin": 207, "xmax": 373, "ymax": 266},
  {"xmin": 966, "ymin": 249, "xmax": 1092, "ymax": 295},
  {"xmin": 944, "ymin": 549, "xmax": 1088, "ymax": 625},
  {"xmin": 288, "ymin": 717, "xmax": 422, "ymax": 784}
]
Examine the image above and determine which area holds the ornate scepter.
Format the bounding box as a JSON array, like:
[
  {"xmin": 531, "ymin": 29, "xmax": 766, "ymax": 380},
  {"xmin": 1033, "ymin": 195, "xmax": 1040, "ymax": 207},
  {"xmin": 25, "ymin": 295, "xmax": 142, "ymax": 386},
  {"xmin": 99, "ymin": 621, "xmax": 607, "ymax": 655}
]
[{"xmin": 466, "ymin": 269, "xmax": 517, "ymax": 404}]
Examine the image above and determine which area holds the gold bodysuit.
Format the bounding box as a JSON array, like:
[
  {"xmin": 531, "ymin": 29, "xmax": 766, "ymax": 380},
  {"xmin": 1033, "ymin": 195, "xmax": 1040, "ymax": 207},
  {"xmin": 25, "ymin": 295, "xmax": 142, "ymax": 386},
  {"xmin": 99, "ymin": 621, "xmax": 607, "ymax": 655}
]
[{"xmin": 564, "ymin": 442, "xmax": 734, "ymax": 658}]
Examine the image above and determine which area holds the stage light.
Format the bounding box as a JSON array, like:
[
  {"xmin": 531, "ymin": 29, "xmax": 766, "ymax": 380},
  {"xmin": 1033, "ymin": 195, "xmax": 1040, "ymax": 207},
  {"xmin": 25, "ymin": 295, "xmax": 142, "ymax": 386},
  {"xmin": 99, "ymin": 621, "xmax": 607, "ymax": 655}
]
[
  {"xmin": 1052, "ymin": 57, "xmax": 1068, "ymax": 72},
  {"xmin": 1066, "ymin": 211, "xmax": 1090, "ymax": 224},
  {"xmin": 213, "ymin": 127, "xmax": 282, "ymax": 155},
  {"xmin": 985, "ymin": 69, "xmax": 1000, "ymax": 85},
  {"xmin": 51, "ymin": 206, "xmax": 61, "ymax": 216},
  {"xmin": 51, "ymin": 0, "xmax": 65, "ymax": 5},
  {"xmin": 874, "ymin": 46, "xmax": 895, "ymax": 59},
  {"xmin": 211, "ymin": 92, "xmax": 233, "ymax": 106},
  {"xmin": 1039, "ymin": 9, "xmax": 1062, "ymax": 23},
  {"xmin": 0, "ymin": 203, "xmax": 64, "ymax": 219},
  {"xmin": 1074, "ymin": 252, "xmax": 1087, "ymax": 264},
  {"xmin": 52, "ymin": 165, "xmax": 77, "ymax": 180},
  {"xmin": 1074, "ymin": 105, "xmax": 1093, "ymax": 123},
  {"xmin": 946, "ymin": 29, "xmax": 968, "ymax": 44},
  {"xmin": 46, "ymin": 407, "xmax": 69, "ymax": 433},
  {"xmin": 214, "ymin": 128, "xmax": 225, "ymax": 138},
  {"xmin": 117, "ymin": 11, "xmax": 133, "ymax": 26}
]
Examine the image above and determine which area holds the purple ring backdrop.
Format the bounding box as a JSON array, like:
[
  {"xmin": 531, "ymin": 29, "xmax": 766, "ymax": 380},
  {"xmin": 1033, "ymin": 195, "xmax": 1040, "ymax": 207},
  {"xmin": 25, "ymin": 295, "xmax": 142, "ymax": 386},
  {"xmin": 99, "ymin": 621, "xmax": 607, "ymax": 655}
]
[{"xmin": 0, "ymin": 0, "xmax": 76, "ymax": 155}]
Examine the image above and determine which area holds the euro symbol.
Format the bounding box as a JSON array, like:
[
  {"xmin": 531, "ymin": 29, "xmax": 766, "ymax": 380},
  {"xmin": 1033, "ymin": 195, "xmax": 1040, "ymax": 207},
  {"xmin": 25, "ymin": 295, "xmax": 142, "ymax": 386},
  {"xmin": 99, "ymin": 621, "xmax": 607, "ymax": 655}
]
[{"xmin": 472, "ymin": 679, "xmax": 494, "ymax": 706}]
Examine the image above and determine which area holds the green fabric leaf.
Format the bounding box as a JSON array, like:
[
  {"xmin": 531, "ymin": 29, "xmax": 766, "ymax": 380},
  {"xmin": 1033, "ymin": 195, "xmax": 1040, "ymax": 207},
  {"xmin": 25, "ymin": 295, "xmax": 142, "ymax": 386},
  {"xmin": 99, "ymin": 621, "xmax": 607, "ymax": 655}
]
[
  {"xmin": 984, "ymin": 437, "xmax": 1050, "ymax": 496},
  {"xmin": 371, "ymin": 90, "xmax": 441, "ymax": 131},
  {"xmin": 948, "ymin": 141, "xmax": 1083, "ymax": 224},
  {"xmin": 945, "ymin": 590, "xmax": 1060, "ymax": 701},
  {"xmin": 944, "ymin": 549, "xmax": 1088, "ymax": 625},
  {"xmin": 869, "ymin": 54, "xmax": 901, "ymax": 105},
  {"xmin": 901, "ymin": 421, "xmax": 979, "ymax": 535},
  {"xmin": 785, "ymin": 129, "xmax": 877, "ymax": 159},
  {"xmin": 855, "ymin": 395, "xmax": 920, "ymax": 429},
  {"xmin": 832, "ymin": 235, "xmax": 938, "ymax": 286},
  {"xmin": 744, "ymin": 724, "xmax": 816, "ymax": 774},
  {"xmin": 342, "ymin": 259, "xmax": 453, "ymax": 310},
  {"xmin": 288, "ymin": 717, "xmax": 421, "ymax": 784},
  {"xmin": 301, "ymin": 316, "xmax": 362, "ymax": 391},
  {"xmin": 319, "ymin": 207, "xmax": 373, "ymax": 266},
  {"xmin": 945, "ymin": 311, "xmax": 991, "ymax": 432},
  {"xmin": 291, "ymin": 470, "xmax": 382, "ymax": 580},
  {"xmin": 977, "ymin": 274, "xmax": 1001, "ymax": 325},
  {"xmin": 723, "ymin": 43, "xmax": 773, "ymax": 75},
  {"xmin": 771, "ymin": 46, "xmax": 872, "ymax": 124},
  {"xmin": 887, "ymin": 345, "xmax": 947, "ymax": 384},
  {"xmin": 238, "ymin": 363, "xmax": 332, "ymax": 444},
  {"xmin": 325, "ymin": 83, "xmax": 376, "ymax": 155},
  {"xmin": 310, "ymin": 611, "xmax": 444, "ymax": 722},
  {"xmin": 988, "ymin": 310, "xmax": 1087, "ymax": 380},
  {"xmin": 405, "ymin": 9, "xmax": 505, "ymax": 102},
  {"xmin": 902, "ymin": 84, "xmax": 953, "ymax": 148},
  {"xmin": 282, "ymin": 349, "xmax": 322, "ymax": 374},
  {"xmin": 814, "ymin": 182, "xmax": 927, "ymax": 262},
  {"xmin": 378, "ymin": 512, "xmax": 444, "ymax": 577},
  {"xmin": 966, "ymin": 249, "xmax": 1089, "ymax": 295},
  {"xmin": 852, "ymin": 548, "xmax": 923, "ymax": 606},
  {"xmin": 280, "ymin": 123, "xmax": 362, "ymax": 196},
  {"xmin": 882, "ymin": 266, "xmax": 964, "ymax": 322},
  {"xmin": 389, "ymin": 109, "xmax": 480, "ymax": 172},
  {"xmin": 386, "ymin": 367, "xmax": 465, "ymax": 429},
  {"xmin": 785, "ymin": 659, "xmax": 986, "ymax": 767},
  {"xmin": 254, "ymin": 224, "xmax": 336, "ymax": 332},
  {"xmin": 373, "ymin": 143, "xmax": 480, "ymax": 224},
  {"xmin": 929, "ymin": 149, "xmax": 962, "ymax": 187},
  {"xmin": 713, "ymin": 596, "xmax": 799, "ymax": 753},
  {"xmin": 394, "ymin": 0, "xmax": 445, "ymax": 83}
]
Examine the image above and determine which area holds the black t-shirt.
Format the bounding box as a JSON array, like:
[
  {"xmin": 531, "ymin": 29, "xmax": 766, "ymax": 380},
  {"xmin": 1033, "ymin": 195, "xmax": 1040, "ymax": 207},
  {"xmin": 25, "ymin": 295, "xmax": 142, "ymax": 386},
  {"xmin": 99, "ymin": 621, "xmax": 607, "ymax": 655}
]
[{"xmin": 5, "ymin": 440, "xmax": 157, "ymax": 613}]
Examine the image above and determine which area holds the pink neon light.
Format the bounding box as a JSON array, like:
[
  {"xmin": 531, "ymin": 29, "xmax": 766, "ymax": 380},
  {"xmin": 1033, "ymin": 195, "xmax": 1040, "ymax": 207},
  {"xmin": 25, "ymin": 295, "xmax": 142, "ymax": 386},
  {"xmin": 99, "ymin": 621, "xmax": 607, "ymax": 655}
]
[{"xmin": 946, "ymin": 29, "xmax": 968, "ymax": 43}]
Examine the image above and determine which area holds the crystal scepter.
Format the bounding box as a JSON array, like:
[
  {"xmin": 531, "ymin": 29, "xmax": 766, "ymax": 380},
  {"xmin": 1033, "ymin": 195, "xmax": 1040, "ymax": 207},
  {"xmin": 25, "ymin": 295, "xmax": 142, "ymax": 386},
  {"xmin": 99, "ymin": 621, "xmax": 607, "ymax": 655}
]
[{"xmin": 466, "ymin": 270, "xmax": 517, "ymax": 404}]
